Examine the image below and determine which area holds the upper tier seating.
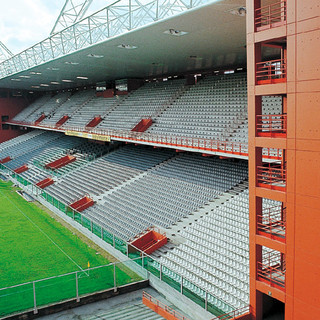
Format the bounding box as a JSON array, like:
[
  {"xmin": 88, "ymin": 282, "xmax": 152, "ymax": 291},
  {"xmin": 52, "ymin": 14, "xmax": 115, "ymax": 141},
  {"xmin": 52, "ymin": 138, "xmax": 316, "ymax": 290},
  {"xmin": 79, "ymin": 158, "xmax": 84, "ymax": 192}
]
[
  {"xmin": 61, "ymin": 93, "xmax": 122, "ymax": 128},
  {"xmin": 96, "ymin": 80, "xmax": 186, "ymax": 131},
  {"xmin": 147, "ymin": 74, "xmax": 247, "ymax": 139},
  {"xmin": 40, "ymin": 90, "xmax": 95, "ymax": 127},
  {"xmin": 12, "ymin": 95, "xmax": 52, "ymax": 122}
]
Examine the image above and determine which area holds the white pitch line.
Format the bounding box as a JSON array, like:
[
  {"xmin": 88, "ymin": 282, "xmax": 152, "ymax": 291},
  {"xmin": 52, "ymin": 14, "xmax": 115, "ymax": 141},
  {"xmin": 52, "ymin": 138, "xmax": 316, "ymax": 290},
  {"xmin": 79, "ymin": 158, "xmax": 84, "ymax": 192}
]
[{"xmin": 0, "ymin": 189, "xmax": 88, "ymax": 276}]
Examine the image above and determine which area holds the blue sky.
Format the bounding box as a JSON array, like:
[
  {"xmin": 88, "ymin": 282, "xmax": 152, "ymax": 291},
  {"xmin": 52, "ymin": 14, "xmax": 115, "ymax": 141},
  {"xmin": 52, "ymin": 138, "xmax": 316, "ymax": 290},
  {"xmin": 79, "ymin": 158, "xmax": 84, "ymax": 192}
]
[{"xmin": 0, "ymin": 0, "xmax": 111, "ymax": 54}]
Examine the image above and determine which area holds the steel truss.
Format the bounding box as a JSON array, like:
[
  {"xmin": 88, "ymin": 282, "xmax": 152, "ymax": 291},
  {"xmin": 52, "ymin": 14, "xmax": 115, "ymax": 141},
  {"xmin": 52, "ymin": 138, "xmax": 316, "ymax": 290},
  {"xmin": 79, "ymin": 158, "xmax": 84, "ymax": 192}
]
[
  {"xmin": 0, "ymin": 0, "xmax": 210, "ymax": 79},
  {"xmin": 51, "ymin": 0, "xmax": 94, "ymax": 35},
  {"xmin": 0, "ymin": 41, "xmax": 13, "ymax": 63}
]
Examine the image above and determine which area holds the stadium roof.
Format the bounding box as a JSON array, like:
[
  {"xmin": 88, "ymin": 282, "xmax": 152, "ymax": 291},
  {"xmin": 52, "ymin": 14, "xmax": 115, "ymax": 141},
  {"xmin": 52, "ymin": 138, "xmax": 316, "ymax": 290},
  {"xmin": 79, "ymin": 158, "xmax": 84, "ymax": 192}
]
[{"xmin": 0, "ymin": 0, "xmax": 248, "ymax": 91}]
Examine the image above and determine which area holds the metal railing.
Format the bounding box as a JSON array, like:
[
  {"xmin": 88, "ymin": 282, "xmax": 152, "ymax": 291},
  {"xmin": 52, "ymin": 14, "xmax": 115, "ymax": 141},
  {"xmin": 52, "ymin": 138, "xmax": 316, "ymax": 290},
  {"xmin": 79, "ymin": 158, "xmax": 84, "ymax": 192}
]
[
  {"xmin": 0, "ymin": 163, "xmax": 235, "ymax": 318},
  {"xmin": 256, "ymin": 114, "xmax": 287, "ymax": 137},
  {"xmin": 0, "ymin": 258, "xmax": 145, "ymax": 317},
  {"xmin": 143, "ymin": 291, "xmax": 190, "ymax": 320},
  {"xmin": 257, "ymin": 206, "xmax": 286, "ymax": 241},
  {"xmin": 256, "ymin": 59, "xmax": 286, "ymax": 84},
  {"xmin": 256, "ymin": 163, "xmax": 286, "ymax": 191},
  {"xmin": 216, "ymin": 305, "xmax": 251, "ymax": 320},
  {"xmin": 8, "ymin": 120, "xmax": 283, "ymax": 161},
  {"xmin": 255, "ymin": 0, "xmax": 287, "ymax": 31},
  {"xmin": 257, "ymin": 251, "xmax": 285, "ymax": 290},
  {"xmin": 0, "ymin": 0, "xmax": 211, "ymax": 79}
]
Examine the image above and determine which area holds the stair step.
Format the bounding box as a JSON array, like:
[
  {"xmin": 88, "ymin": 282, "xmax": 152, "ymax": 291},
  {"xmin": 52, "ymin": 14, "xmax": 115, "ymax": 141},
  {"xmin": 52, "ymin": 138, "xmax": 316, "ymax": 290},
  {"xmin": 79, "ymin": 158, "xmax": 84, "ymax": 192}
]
[{"xmin": 84, "ymin": 303, "xmax": 164, "ymax": 320}]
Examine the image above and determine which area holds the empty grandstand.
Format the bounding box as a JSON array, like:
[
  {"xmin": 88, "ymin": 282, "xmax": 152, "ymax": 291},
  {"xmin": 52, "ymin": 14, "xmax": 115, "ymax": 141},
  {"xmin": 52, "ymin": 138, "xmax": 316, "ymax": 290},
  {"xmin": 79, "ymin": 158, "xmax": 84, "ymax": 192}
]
[{"xmin": 0, "ymin": 0, "xmax": 319, "ymax": 319}]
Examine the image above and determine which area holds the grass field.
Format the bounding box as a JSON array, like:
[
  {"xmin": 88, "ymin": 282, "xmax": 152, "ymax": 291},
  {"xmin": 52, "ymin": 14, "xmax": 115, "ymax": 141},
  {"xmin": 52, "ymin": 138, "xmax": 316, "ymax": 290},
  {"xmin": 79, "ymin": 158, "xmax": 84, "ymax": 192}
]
[{"xmin": 0, "ymin": 179, "xmax": 142, "ymax": 316}]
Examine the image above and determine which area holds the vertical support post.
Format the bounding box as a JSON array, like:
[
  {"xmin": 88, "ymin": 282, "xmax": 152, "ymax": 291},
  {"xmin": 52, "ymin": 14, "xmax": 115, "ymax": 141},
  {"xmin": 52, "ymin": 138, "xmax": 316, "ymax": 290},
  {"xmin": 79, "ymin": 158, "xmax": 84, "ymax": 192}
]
[
  {"xmin": 101, "ymin": 227, "xmax": 104, "ymax": 239},
  {"xmin": 113, "ymin": 234, "xmax": 115, "ymax": 247},
  {"xmin": 205, "ymin": 290, "xmax": 208, "ymax": 311},
  {"xmin": 90, "ymin": 220, "xmax": 93, "ymax": 232},
  {"xmin": 180, "ymin": 276, "xmax": 183, "ymax": 294},
  {"xmin": 76, "ymin": 271, "xmax": 80, "ymax": 302},
  {"xmin": 113, "ymin": 262, "xmax": 117, "ymax": 292},
  {"xmin": 160, "ymin": 263, "xmax": 162, "ymax": 280},
  {"xmin": 33, "ymin": 281, "xmax": 38, "ymax": 314}
]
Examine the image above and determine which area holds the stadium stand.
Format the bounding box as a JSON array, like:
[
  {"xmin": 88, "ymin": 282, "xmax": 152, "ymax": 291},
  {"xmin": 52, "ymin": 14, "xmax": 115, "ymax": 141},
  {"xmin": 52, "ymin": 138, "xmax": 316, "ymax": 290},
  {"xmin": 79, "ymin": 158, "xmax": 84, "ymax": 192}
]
[
  {"xmin": 148, "ymin": 74, "xmax": 247, "ymax": 139},
  {"xmin": 154, "ymin": 189, "xmax": 281, "ymax": 314},
  {"xmin": 44, "ymin": 145, "xmax": 175, "ymax": 205},
  {"xmin": 40, "ymin": 89, "xmax": 96, "ymax": 127},
  {"xmin": 83, "ymin": 154, "xmax": 247, "ymax": 240}
]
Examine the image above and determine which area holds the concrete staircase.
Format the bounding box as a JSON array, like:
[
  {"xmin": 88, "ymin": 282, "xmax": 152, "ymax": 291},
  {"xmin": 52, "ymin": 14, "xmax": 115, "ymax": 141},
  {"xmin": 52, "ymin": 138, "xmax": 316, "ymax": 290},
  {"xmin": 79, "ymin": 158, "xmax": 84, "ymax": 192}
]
[{"xmin": 83, "ymin": 302, "xmax": 164, "ymax": 320}]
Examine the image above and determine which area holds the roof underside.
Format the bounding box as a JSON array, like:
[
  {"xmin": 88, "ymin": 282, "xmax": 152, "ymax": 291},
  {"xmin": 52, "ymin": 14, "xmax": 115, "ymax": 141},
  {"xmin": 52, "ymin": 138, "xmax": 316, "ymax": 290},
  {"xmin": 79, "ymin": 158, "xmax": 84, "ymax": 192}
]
[{"xmin": 0, "ymin": 0, "xmax": 249, "ymax": 91}]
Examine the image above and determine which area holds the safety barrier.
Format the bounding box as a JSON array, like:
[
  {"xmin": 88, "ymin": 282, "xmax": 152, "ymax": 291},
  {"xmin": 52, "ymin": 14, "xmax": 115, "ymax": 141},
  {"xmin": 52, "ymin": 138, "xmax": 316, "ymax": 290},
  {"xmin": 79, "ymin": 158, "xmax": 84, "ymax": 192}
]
[
  {"xmin": 8, "ymin": 120, "xmax": 283, "ymax": 161},
  {"xmin": 142, "ymin": 291, "xmax": 190, "ymax": 320},
  {"xmin": 256, "ymin": 163, "xmax": 286, "ymax": 191},
  {"xmin": 256, "ymin": 114, "xmax": 287, "ymax": 137},
  {"xmin": 255, "ymin": 0, "xmax": 287, "ymax": 31},
  {"xmin": 257, "ymin": 206, "xmax": 286, "ymax": 242},
  {"xmin": 216, "ymin": 305, "xmax": 251, "ymax": 320},
  {"xmin": 257, "ymin": 251, "xmax": 285, "ymax": 291},
  {"xmin": 256, "ymin": 59, "xmax": 286, "ymax": 85}
]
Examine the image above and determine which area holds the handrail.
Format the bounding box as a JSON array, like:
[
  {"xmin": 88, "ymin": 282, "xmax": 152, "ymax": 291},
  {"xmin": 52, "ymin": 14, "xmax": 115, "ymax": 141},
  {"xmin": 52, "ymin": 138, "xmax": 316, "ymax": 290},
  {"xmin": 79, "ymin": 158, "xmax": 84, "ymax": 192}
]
[
  {"xmin": 7, "ymin": 120, "xmax": 283, "ymax": 161},
  {"xmin": 256, "ymin": 59, "xmax": 286, "ymax": 84},
  {"xmin": 255, "ymin": 0, "xmax": 287, "ymax": 30},
  {"xmin": 216, "ymin": 305, "xmax": 251, "ymax": 320},
  {"xmin": 143, "ymin": 291, "xmax": 191, "ymax": 320},
  {"xmin": 256, "ymin": 163, "xmax": 286, "ymax": 191},
  {"xmin": 256, "ymin": 114, "xmax": 287, "ymax": 136},
  {"xmin": 257, "ymin": 206, "xmax": 286, "ymax": 238}
]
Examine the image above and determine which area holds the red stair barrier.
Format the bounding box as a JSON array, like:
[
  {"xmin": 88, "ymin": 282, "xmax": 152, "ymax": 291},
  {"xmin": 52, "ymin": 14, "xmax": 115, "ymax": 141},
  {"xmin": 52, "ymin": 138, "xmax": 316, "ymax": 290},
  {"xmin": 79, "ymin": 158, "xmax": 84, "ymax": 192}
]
[
  {"xmin": 130, "ymin": 228, "xmax": 167, "ymax": 255},
  {"xmin": 86, "ymin": 116, "xmax": 102, "ymax": 128},
  {"xmin": 69, "ymin": 196, "xmax": 94, "ymax": 212},
  {"xmin": 132, "ymin": 118, "xmax": 153, "ymax": 132},
  {"xmin": 35, "ymin": 114, "xmax": 46, "ymax": 125},
  {"xmin": 55, "ymin": 115, "xmax": 70, "ymax": 127},
  {"xmin": 36, "ymin": 177, "xmax": 54, "ymax": 189},
  {"xmin": 45, "ymin": 155, "xmax": 76, "ymax": 170},
  {"xmin": 0, "ymin": 156, "xmax": 11, "ymax": 164},
  {"xmin": 14, "ymin": 165, "xmax": 28, "ymax": 174},
  {"xmin": 142, "ymin": 291, "xmax": 190, "ymax": 320}
]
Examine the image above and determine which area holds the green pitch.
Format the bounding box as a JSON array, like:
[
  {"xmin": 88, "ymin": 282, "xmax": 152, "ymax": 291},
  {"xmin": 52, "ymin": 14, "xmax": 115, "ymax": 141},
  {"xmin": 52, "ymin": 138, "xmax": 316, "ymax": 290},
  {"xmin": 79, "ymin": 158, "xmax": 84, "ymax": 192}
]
[{"xmin": 0, "ymin": 179, "xmax": 142, "ymax": 316}]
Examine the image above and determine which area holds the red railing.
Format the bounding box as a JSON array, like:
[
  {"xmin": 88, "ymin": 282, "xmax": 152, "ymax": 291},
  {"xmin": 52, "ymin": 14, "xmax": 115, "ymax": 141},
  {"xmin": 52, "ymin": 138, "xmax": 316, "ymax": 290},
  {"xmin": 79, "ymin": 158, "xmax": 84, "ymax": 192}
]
[
  {"xmin": 255, "ymin": 0, "xmax": 287, "ymax": 31},
  {"xmin": 257, "ymin": 206, "xmax": 286, "ymax": 241},
  {"xmin": 142, "ymin": 291, "xmax": 190, "ymax": 320},
  {"xmin": 256, "ymin": 59, "xmax": 286, "ymax": 85},
  {"xmin": 7, "ymin": 120, "xmax": 284, "ymax": 161},
  {"xmin": 257, "ymin": 163, "xmax": 286, "ymax": 191},
  {"xmin": 216, "ymin": 305, "xmax": 251, "ymax": 320},
  {"xmin": 256, "ymin": 114, "xmax": 287, "ymax": 137},
  {"xmin": 257, "ymin": 252, "xmax": 286, "ymax": 290}
]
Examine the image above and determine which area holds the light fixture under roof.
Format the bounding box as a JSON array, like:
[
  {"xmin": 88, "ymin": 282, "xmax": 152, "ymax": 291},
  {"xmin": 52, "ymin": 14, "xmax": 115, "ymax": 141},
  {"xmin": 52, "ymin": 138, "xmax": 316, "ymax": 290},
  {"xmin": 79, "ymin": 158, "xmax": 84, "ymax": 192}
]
[
  {"xmin": 62, "ymin": 79, "xmax": 73, "ymax": 82},
  {"xmin": 40, "ymin": 84, "xmax": 50, "ymax": 87},
  {"xmin": 87, "ymin": 54, "xmax": 104, "ymax": 58},
  {"xmin": 76, "ymin": 76, "xmax": 88, "ymax": 80},
  {"xmin": 19, "ymin": 75, "xmax": 31, "ymax": 78},
  {"xmin": 164, "ymin": 29, "xmax": 188, "ymax": 36},
  {"xmin": 31, "ymin": 85, "xmax": 40, "ymax": 88},
  {"xmin": 65, "ymin": 61, "xmax": 79, "ymax": 65},
  {"xmin": 50, "ymin": 81, "xmax": 60, "ymax": 85},
  {"xmin": 117, "ymin": 44, "xmax": 137, "ymax": 49},
  {"xmin": 47, "ymin": 67, "xmax": 60, "ymax": 71},
  {"xmin": 11, "ymin": 78, "xmax": 21, "ymax": 81},
  {"xmin": 30, "ymin": 71, "xmax": 42, "ymax": 75}
]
